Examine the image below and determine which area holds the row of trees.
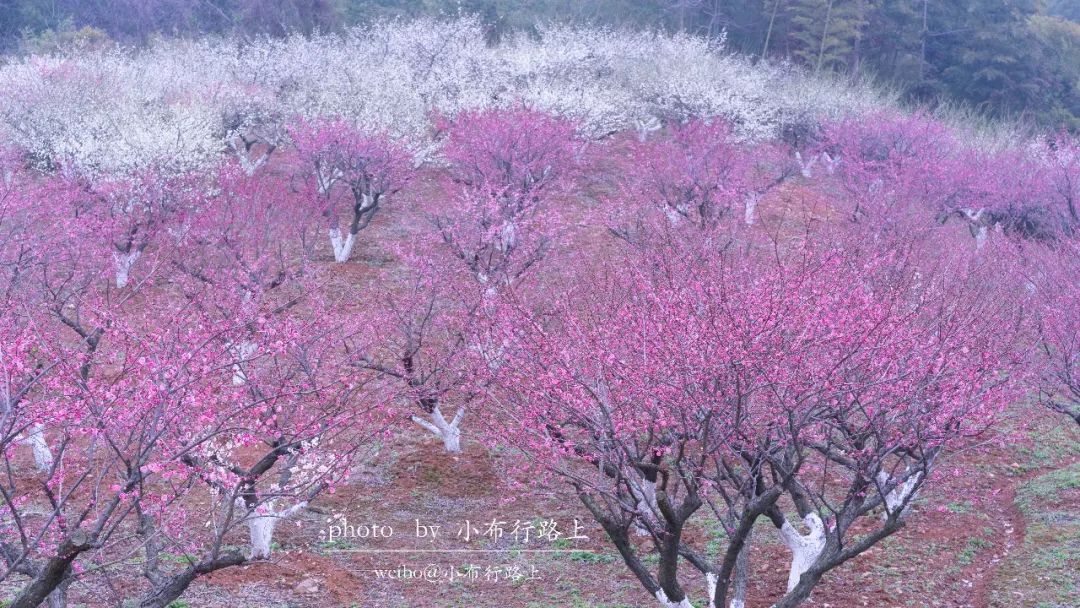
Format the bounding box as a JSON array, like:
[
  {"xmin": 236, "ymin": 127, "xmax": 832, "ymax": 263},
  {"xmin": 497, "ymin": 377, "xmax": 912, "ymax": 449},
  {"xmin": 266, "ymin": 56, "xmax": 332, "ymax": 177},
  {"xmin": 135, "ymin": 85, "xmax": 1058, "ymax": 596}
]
[
  {"xmin": 3, "ymin": 1, "xmax": 1080, "ymax": 129},
  {"xmin": 0, "ymin": 106, "xmax": 585, "ymax": 606},
  {"xmin": 658, "ymin": 0, "xmax": 1080, "ymax": 130},
  {"xmin": 1, "ymin": 104, "xmax": 1079, "ymax": 607},
  {"xmin": 0, "ymin": 140, "xmax": 385, "ymax": 607},
  {"xmin": 3, "ymin": 1, "xmax": 683, "ymax": 50},
  {"xmin": 0, "ymin": 17, "xmax": 892, "ymax": 176}
]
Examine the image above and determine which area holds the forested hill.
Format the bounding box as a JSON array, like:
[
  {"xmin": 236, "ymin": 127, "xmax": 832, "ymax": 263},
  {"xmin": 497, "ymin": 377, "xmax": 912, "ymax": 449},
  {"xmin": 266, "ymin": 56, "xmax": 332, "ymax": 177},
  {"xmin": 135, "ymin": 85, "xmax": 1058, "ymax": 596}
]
[{"xmin": 2, "ymin": 0, "xmax": 1079, "ymax": 130}]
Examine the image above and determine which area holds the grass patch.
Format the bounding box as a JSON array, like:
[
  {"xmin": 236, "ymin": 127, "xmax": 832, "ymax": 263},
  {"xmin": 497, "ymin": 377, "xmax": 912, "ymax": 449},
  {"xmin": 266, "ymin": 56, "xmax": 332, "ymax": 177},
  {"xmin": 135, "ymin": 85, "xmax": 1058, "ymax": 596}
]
[
  {"xmin": 567, "ymin": 550, "xmax": 616, "ymax": 564},
  {"xmin": 318, "ymin": 539, "xmax": 355, "ymax": 552},
  {"xmin": 990, "ymin": 461, "xmax": 1080, "ymax": 606},
  {"xmin": 159, "ymin": 552, "xmax": 197, "ymax": 564},
  {"xmin": 1015, "ymin": 463, "xmax": 1080, "ymax": 515},
  {"xmin": 956, "ymin": 537, "xmax": 994, "ymax": 566},
  {"xmin": 945, "ymin": 500, "xmax": 974, "ymax": 514},
  {"xmin": 1010, "ymin": 420, "xmax": 1080, "ymax": 476}
]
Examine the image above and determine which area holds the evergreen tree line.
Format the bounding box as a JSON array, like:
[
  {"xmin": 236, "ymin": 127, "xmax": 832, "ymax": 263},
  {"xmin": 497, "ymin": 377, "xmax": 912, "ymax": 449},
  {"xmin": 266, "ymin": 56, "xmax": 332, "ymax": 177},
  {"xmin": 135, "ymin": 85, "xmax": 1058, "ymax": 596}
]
[
  {"xmin": 688, "ymin": 0, "xmax": 1080, "ymax": 130},
  {"xmin": 1, "ymin": 0, "xmax": 1078, "ymax": 130}
]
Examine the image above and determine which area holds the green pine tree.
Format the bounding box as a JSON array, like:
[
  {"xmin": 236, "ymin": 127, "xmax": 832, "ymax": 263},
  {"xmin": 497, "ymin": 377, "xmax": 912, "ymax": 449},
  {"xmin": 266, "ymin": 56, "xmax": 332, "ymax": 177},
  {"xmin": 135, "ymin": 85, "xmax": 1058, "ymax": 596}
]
[{"xmin": 786, "ymin": 0, "xmax": 870, "ymax": 73}]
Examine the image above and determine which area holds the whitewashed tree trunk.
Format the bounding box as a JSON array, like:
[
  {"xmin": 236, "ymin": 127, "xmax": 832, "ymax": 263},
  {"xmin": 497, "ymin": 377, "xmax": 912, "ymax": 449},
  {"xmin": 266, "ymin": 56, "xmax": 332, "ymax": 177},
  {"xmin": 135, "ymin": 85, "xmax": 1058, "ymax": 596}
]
[
  {"xmin": 635, "ymin": 116, "xmax": 662, "ymax": 141},
  {"xmin": 247, "ymin": 515, "xmax": 276, "ymax": 560},
  {"xmin": 226, "ymin": 133, "xmax": 274, "ymax": 176},
  {"xmin": 822, "ymin": 152, "xmax": 838, "ymax": 175},
  {"xmin": 974, "ymin": 225, "xmax": 988, "ymax": 250},
  {"xmin": 45, "ymin": 583, "xmax": 68, "ymax": 608},
  {"xmin": 655, "ymin": 589, "xmax": 694, "ymax": 608},
  {"xmin": 636, "ymin": 479, "xmax": 657, "ymax": 520},
  {"xmin": 239, "ymin": 152, "xmax": 269, "ymax": 176},
  {"xmin": 411, "ymin": 405, "xmax": 464, "ymax": 453},
  {"xmin": 778, "ymin": 513, "xmax": 826, "ymax": 593},
  {"xmin": 795, "ymin": 152, "xmax": 818, "ymax": 178},
  {"xmin": 316, "ymin": 166, "xmax": 340, "ymax": 197},
  {"xmin": 113, "ymin": 250, "xmax": 141, "ymax": 288},
  {"xmin": 744, "ymin": 194, "xmax": 760, "ymax": 226},
  {"xmin": 23, "ymin": 424, "xmax": 53, "ymax": 472},
  {"xmin": 664, "ymin": 204, "xmax": 684, "ymax": 225},
  {"xmin": 328, "ymin": 228, "xmax": 357, "ymax": 263},
  {"xmin": 498, "ymin": 221, "xmax": 518, "ymax": 252},
  {"xmin": 246, "ymin": 501, "xmax": 307, "ymax": 559},
  {"xmin": 960, "ymin": 208, "xmax": 990, "ymax": 250},
  {"xmin": 230, "ymin": 340, "xmax": 258, "ymax": 386},
  {"xmin": 876, "ymin": 470, "xmax": 922, "ymax": 520}
]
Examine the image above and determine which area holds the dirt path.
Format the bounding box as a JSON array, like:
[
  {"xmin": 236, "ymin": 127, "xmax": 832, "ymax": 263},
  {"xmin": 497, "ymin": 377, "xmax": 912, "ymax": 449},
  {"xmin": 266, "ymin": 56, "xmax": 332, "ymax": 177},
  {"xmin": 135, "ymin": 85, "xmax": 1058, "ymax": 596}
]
[{"xmin": 969, "ymin": 470, "xmax": 1029, "ymax": 607}]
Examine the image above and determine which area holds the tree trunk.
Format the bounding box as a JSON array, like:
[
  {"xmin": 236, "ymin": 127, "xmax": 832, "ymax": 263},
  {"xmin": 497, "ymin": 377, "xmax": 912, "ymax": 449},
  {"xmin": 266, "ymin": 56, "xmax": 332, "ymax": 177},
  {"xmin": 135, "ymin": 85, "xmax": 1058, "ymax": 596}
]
[
  {"xmin": 10, "ymin": 531, "xmax": 91, "ymax": 608},
  {"xmin": 778, "ymin": 514, "xmax": 826, "ymax": 593},
  {"xmin": 328, "ymin": 228, "xmax": 356, "ymax": 263},
  {"xmin": 654, "ymin": 591, "xmax": 694, "ymax": 608},
  {"xmin": 411, "ymin": 405, "xmax": 464, "ymax": 453},
  {"xmin": 795, "ymin": 152, "xmax": 817, "ymax": 178},
  {"xmin": 230, "ymin": 340, "xmax": 258, "ymax": 386},
  {"xmin": 744, "ymin": 194, "xmax": 760, "ymax": 226},
  {"xmin": 761, "ymin": 0, "xmax": 783, "ymax": 60},
  {"xmin": 920, "ymin": 0, "xmax": 929, "ymax": 82},
  {"xmin": 246, "ymin": 501, "xmax": 307, "ymax": 559},
  {"xmin": 773, "ymin": 565, "xmax": 825, "ymax": 608},
  {"xmin": 45, "ymin": 579, "xmax": 69, "ymax": 608},
  {"xmin": 632, "ymin": 479, "xmax": 659, "ymax": 535},
  {"xmin": 24, "ymin": 424, "xmax": 53, "ymax": 472},
  {"xmin": 247, "ymin": 515, "xmax": 278, "ymax": 560},
  {"xmin": 113, "ymin": 250, "xmax": 141, "ymax": 288},
  {"xmin": 705, "ymin": 528, "xmax": 751, "ymax": 608},
  {"xmin": 815, "ymin": 0, "xmax": 836, "ymax": 75},
  {"xmin": 974, "ymin": 225, "xmax": 988, "ymax": 250},
  {"xmin": 877, "ymin": 471, "xmax": 922, "ymax": 521},
  {"xmin": 138, "ymin": 552, "xmax": 246, "ymax": 608},
  {"xmin": 729, "ymin": 527, "xmax": 751, "ymax": 608}
]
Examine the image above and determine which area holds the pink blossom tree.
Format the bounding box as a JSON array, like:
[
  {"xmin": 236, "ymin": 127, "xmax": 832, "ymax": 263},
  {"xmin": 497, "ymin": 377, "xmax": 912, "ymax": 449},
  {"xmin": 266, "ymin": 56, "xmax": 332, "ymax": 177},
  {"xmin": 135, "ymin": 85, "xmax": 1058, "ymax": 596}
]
[
  {"xmin": 51, "ymin": 168, "xmax": 206, "ymax": 289},
  {"xmin": 0, "ymin": 167, "xmax": 170, "ymax": 608},
  {"xmin": 813, "ymin": 112, "xmax": 962, "ymax": 228},
  {"xmin": 815, "ymin": 115, "xmax": 1080, "ymax": 247},
  {"xmin": 176, "ymin": 161, "xmax": 317, "ymax": 385},
  {"xmin": 0, "ymin": 272, "xmax": 172, "ymax": 608},
  {"xmin": 1031, "ymin": 238, "xmax": 1080, "ymax": 428},
  {"xmin": 161, "ymin": 295, "xmax": 386, "ymax": 567},
  {"xmin": 0, "ymin": 149, "xmax": 58, "ymax": 473},
  {"xmin": 1044, "ymin": 134, "xmax": 1080, "ymax": 230},
  {"xmin": 608, "ymin": 119, "xmax": 792, "ymax": 239},
  {"xmin": 289, "ymin": 118, "xmax": 412, "ymax": 263},
  {"xmin": 484, "ymin": 227, "xmax": 1025, "ymax": 608},
  {"xmin": 350, "ymin": 108, "xmax": 584, "ymax": 453},
  {"xmin": 350, "ymin": 256, "xmax": 479, "ymax": 453},
  {"xmin": 158, "ymin": 164, "xmax": 385, "ymax": 569},
  {"xmin": 1, "ymin": 265, "xmax": 386, "ymax": 608},
  {"xmin": 438, "ymin": 107, "xmax": 582, "ymax": 206},
  {"xmin": 946, "ymin": 147, "xmax": 1062, "ymax": 246},
  {"xmin": 433, "ymin": 107, "xmax": 583, "ymax": 287},
  {"xmin": 223, "ymin": 106, "xmax": 286, "ymax": 177},
  {"xmin": 431, "ymin": 187, "xmax": 559, "ymax": 290},
  {"xmin": 0, "ymin": 160, "xmax": 387, "ymax": 606}
]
